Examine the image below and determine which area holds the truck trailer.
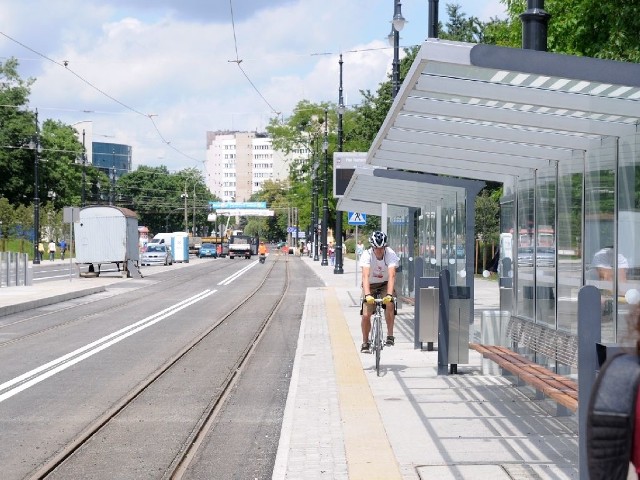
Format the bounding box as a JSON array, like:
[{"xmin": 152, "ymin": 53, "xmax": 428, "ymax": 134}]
[{"xmin": 74, "ymin": 206, "xmax": 140, "ymax": 277}]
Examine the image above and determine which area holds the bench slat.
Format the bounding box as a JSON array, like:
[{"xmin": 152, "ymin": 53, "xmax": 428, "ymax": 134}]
[{"xmin": 469, "ymin": 342, "xmax": 578, "ymax": 413}]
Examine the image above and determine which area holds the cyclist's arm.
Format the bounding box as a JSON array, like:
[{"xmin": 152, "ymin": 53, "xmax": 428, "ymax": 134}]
[
  {"xmin": 362, "ymin": 265, "xmax": 372, "ymax": 295},
  {"xmin": 386, "ymin": 265, "xmax": 396, "ymax": 295}
]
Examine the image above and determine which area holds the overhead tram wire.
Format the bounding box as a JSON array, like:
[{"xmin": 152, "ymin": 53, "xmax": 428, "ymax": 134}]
[
  {"xmin": 228, "ymin": 0, "xmax": 281, "ymax": 119},
  {"xmin": 0, "ymin": 30, "xmax": 205, "ymax": 168}
]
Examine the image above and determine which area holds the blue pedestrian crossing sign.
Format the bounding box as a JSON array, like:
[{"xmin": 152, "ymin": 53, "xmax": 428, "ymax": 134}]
[{"xmin": 347, "ymin": 212, "xmax": 366, "ymax": 225}]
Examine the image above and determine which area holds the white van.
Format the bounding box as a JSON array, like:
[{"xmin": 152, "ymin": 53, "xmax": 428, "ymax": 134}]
[{"xmin": 150, "ymin": 233, "xmax": 174, "ymax": 245}]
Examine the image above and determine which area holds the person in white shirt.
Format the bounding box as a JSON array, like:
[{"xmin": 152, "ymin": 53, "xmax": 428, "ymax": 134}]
[
  {"xmin": 360, "ymin": 231, "xmax": 400, "ymax": 353},
  {"xmin": 48, "ymin": 240, "xmax": 56, "ymax": 261}
]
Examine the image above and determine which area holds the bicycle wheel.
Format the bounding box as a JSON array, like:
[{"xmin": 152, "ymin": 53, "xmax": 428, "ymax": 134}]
[{"xmin": 373, "ymin": 311, "xmax": 382, "ymax": 376}]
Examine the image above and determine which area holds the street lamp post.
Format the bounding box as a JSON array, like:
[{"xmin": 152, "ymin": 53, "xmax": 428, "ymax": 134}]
[
  {"xmin": 321, "ymin": 109, "xmax": 329, "ymax": 266},
  {"xmin": 81, "ymin": 129, "xmax": 87, "ymax": 207},
  {"xmin": 312, "ymin": 159, "xmax": 319, "ymax": 261},
  {"xmin": 388, "ymin": 1, "xmax": 406, "ymax": 99},
  {"xmin": 31, "ymin": 110, "xmax": 42, "ymax": 265},
  {"xmin": 110, "ymin": 165, "xmax": 116, "ymax": 206},
  {"xmin": 334, "ymin": 54, "xmax": 345, "ymax": 274},
  {"xmin": 181, "ymin": 192, "xmax": 189, "ymax": 233}
]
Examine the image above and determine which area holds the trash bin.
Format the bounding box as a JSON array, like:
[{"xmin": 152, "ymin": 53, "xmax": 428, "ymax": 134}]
[
  {"xmin": 448, "ymin": 286, "xmax": 470, "ymax": 366},
  {"xmin": 417, "ymin": 276, "xmax": 440, "ymax": 350}
]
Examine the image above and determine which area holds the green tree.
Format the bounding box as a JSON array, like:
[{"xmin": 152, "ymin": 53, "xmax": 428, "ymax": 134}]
[
  {"xmin": 500, "ymin": 0, "xmax": 640, "ymax": 61},
  {"xmin": 475, "ymin": 190, "xmax": 501, "ymax": 271},
  {"xmin": 439, "ymin": 4, "xmax": 484, "ymax": 43},
  {"xmin": 40, "ymin": 119, "xmax": 85, "ymax": 210},
  {"xmin": 117, "ymin": 166, "xmax": 216, "ymax": 235},
  {"xmin": 0, "ymin": 58, "xmax": 36, "ymax": 207}
]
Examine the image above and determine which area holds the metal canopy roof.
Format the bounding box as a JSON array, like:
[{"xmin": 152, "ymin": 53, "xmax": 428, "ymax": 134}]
[
  {"xmin": 337, "ymin": 167, "xmax": 483, "ymax": 215},
  {"xmin": 362, "ymin": 39, "xmax": 640, "ymax": 184}
]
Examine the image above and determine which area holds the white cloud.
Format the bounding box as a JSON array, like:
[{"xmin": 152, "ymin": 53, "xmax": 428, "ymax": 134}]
[{"xmin": 0, "ymin": 0, "xmax": 437, "ymax": 171}]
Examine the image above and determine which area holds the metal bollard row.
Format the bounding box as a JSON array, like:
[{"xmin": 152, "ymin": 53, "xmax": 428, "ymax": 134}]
[{"xmin": 0, "ymin": 252, "xmax": 32, "ymax": 287}]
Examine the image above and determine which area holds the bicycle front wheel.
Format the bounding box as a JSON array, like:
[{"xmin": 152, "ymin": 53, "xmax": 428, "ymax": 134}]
[{"xmin": 373, "ymin": 314, "xmax": 382, "ymax": 376}]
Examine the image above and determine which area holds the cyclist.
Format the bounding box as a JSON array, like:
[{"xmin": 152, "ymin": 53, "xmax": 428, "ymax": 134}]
[{"xmin": 360, "ymin": 231, "xmax": 400, "ymax": 353}]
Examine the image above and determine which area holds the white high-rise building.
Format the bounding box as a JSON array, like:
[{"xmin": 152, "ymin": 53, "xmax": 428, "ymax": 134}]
[{"xmin": 205, "ymin": 131, "xmax": 305, "ymax": 202}]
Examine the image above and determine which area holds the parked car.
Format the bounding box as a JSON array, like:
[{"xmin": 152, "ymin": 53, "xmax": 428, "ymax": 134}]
[
  {"xmin": 517, "ymin": 246, "xmax": 555, "ymax": 267},
  {"xmin": 199, "ymin": 243, "xmax": 218, "ymax": 258},
  {"xmin": 517, "ymin": 247, "xmax": 534, "ymax": 267},
  {"xmin": 536, "ymin": 246, "xmax": 556, "ymax": 267},
  {"xmin": 140, "ymin": 243, "xmax": 173, "ymax": 266}
]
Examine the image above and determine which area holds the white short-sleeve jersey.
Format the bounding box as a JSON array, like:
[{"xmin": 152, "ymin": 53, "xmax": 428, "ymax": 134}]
[{"xmin": 360, "ymin": 247, "xmax": 400, "ymax": 284}]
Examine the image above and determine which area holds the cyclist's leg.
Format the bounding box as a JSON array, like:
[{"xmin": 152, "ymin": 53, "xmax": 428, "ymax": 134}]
[
  {"xmin": 361, "ymin": 309, "xmax": 372, "ymax": 344},
  {"xmin": 382, "ymin": 286, "xmax": 396, "ymax": 345},
  {"xmin": 361, "ymin": 286, "xmax": 373, "ymax": 352}
]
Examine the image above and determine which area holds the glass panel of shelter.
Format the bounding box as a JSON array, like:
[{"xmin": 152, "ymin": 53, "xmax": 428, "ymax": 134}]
[
  {"xmin": 616, "ymin": 133, "xmax": 640, "ymax": 345},
  {"xmin": 557, "ymin": 150, "xmax": 584, "ymax": 336},
  {"xmin": 584, "ymin": 136, "xmax": 617, "ymax": 344}
]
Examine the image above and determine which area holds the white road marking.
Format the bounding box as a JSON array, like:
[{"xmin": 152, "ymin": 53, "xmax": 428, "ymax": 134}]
[
  {"xmin": 217, "ymin": 261, "xmax": 258, "ymax": 286},
  {"xmin": 0, "ymin": 289, "xmax": 216, "ymax": 403}
]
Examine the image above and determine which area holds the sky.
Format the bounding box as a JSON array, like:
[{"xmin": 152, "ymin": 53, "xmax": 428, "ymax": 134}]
[{"xmin": 0, "ymin": 0, "xmax": 507, "ymax": 173}]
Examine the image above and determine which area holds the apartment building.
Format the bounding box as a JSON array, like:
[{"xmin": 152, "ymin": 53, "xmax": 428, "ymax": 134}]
[{"xmin": 205, "ymin": 131, "xmax": 302, "ymax": 202}]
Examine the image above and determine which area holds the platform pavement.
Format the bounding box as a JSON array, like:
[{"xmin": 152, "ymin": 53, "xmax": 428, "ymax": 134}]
[{"xmin": 273, "ymin": 254, "xmax": 579, "ymax": 480}]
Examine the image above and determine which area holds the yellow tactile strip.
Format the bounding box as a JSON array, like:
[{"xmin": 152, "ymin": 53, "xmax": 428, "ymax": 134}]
[{"xmin": 324, "ymin": 287, "xmax": 402, "ymax": 480}]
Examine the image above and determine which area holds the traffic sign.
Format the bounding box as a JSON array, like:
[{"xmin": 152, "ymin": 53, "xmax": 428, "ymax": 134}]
[
  {"xmin": 347, "ymin": 212, "xmax": 366, "ymax": 225},
  {"xmin": 287, "ymin": 226, "xmax": 298, "ymax": 233}
]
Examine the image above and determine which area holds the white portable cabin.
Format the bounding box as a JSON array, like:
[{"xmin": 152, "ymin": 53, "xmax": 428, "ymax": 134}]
[{"xmin": 75, "ymin": 206, "xmax": 139, "ymax": 275}]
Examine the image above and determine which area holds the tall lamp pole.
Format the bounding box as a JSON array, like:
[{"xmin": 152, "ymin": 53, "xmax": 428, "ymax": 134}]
[
  {"xmin": 321, "ymin": 108, "xmax": 329, "ymax": 266},
  {"xmin": 81, "ymin": 129, "xmax": 87, "ymax": 207},
  {"xmin": 181, "ymin": 192, "xmax": 189, "ymax": 233},
  {"xmin": 334, "ymin": 54, "xmax": 345, "ymax": 274},
  {"xmin": 312, "ymin": 158, "xmax": 319, "ymax": 261},
  {"xmin": 31, "ymin": 110, "xmax": 41, "ymax": 265},
  {"xmin": 110, "ymin": 165, "xmax": 116, "ymax": 206},
  {"xmin": 388, "ymin": 1, "xmax": 406, "ymax": 99}
]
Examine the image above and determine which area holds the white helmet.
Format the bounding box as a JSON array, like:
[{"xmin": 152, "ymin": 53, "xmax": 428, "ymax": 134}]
[{"xmin": 369, "ymin": 231, "xmax": 388, "ymax": 248}]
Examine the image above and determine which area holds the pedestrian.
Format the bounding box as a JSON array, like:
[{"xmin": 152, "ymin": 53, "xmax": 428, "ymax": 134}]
[
  {"xmin": 356, "ymin": 240, "xmax": 364, "ymax": 261},
  {"xmin": 38, "ymin": 241, "xmax": 45, "ymax": 262},
  {"xmin": 329, "ymin": 242, "xmax": 335, "ymax": 265},
  {"xmin": 59, "ymin": 239, "xmax": 67, "ymax": 261},
  {"xmin": 48, "ymin": 240, "xmax": 56, "ymax": 261}
]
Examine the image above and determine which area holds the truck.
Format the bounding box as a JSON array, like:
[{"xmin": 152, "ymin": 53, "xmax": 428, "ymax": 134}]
[
  {"xmin": 228, "ymin": 234, "xmax": 257, "ymax": 259},
  {"xmin": 188, "ymin": 236, "xmax": 202, "ymax": 256}
]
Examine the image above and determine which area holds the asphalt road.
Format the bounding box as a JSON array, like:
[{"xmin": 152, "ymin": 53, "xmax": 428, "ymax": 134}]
[{"xmin": 0, "ymin": 255, "xmax": 321, "ymax": 479}]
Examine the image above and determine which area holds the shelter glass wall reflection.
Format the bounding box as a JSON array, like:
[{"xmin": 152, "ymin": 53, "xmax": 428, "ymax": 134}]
[
  {"xmin": 617, "ymin": 133, "xmax": 640, "ymax": 343},
  {"xmin": 515, "ymin": 177, "xmax": 535, "ymax": 320},
  {"xmin": 417, "ymin": 194, "xmax": 466, "ymax": 286},
  {"xmin": 584, "ymin": 137, "xmax": 617, "ymax": 343},
  {"xmin": 557, "ymin": 151, "xmax": 584, "ymax": 335},
  {"xmin": 535, "ymin": 166, "xmax": 557, "ymax": 327},
  {"xmin": 387, "ymin": 205, "xmax": 411, "ymax": 297}
]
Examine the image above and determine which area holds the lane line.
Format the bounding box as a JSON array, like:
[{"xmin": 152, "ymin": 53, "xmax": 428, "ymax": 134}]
[
  {"xmin": 0, "ymin": 289, "xmax": 216, "ymax": 403},
  {"xmin": 324, "ymin": 287, "xmax": 402, "ymax": 480},
  {"xmin": 217, "ymin": 261, "xmax": 257, "ymax": 285}
]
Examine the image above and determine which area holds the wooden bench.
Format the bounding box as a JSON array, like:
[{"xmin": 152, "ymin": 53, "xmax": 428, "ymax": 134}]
[{"xmin": 470, "ymin": 317, "xmax": 578, "ymax": 416}]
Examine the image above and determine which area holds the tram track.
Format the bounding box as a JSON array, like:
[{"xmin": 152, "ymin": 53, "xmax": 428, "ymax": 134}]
[{"xmin": 25, "ymin": 256, "xmax": 292, "ymax": 480}]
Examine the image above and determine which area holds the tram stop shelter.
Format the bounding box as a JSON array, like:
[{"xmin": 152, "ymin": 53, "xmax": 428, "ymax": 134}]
[
  {"xmin": 340, "ymin": 37, "xmax": 640, "ymax": 343},
  {"xmin": 339, "ymin": 37, "xmax": 640, "ymax": 478}
]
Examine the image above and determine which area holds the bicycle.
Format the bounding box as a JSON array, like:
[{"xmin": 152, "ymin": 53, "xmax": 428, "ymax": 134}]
[{"xmin": 369, "ymin": 297, "xmax": 385, "ymax": 376}]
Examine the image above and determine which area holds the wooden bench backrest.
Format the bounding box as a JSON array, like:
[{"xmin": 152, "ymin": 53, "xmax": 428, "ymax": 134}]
[{"xmin": 506, "ymin": 317, "xmax": 578, "ymax": 368}]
